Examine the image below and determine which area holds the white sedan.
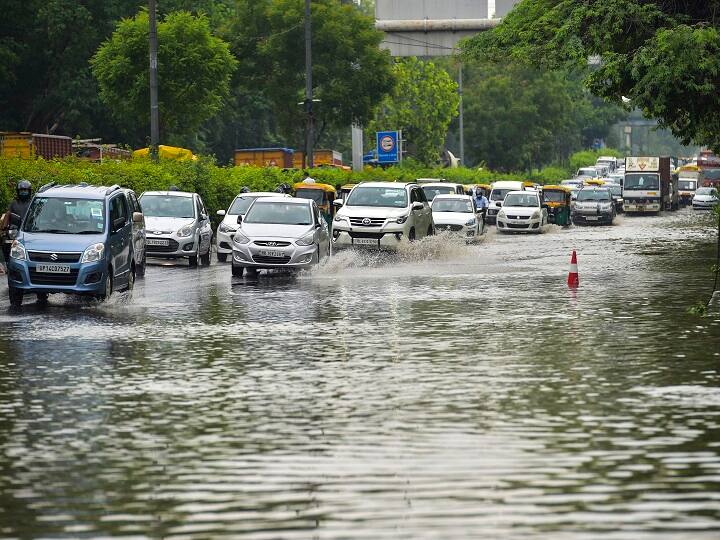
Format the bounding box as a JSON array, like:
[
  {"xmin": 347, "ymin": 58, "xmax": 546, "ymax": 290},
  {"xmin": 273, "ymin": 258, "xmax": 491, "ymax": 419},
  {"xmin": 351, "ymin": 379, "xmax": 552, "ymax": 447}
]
[
  {"xmin": 431, "ymin": 194, "xmax": 484, "ymax": 241},
  {"xmin": 496, "ymin": 191, "xmax": 548, "ymax": 234}
]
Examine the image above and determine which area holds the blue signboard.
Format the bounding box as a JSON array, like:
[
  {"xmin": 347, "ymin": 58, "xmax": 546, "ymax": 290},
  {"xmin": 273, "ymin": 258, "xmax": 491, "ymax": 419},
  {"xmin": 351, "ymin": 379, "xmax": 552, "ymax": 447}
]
[{"xmin": 376, "ymin": 131, "xmax": 399, "ymax": 164}]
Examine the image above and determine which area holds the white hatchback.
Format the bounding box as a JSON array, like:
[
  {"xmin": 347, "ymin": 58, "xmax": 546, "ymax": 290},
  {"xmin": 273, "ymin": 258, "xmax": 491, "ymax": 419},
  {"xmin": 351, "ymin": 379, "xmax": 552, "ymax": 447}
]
[
  {"xmin": 431, "ymin": 194, "xmax": 484, "ymax": 241},
  {"xmin": 496, "ymin": 191, "xmax": 548, "ymax": 234}
]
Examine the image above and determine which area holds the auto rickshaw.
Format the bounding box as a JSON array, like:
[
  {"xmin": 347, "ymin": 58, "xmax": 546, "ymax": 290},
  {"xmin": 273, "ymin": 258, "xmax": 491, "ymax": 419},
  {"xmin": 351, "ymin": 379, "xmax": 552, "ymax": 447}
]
[
  {"xmin": 338, "ymin": 183, "xmax": 357, "ymax": 203},
  {"xmin": 585, "ymin": 179, "xmax": 606, "ymax": 187},
  {"xmin": 293, "ymin": 182, "xmax": 337, "ymax": 225},
  {"xmin": 541, "ymin": 185, "xmax": 572, "ymax": 226},
  {"xmin": 464, "ymin": 183, "xmax": 491, "ymax": 196}
]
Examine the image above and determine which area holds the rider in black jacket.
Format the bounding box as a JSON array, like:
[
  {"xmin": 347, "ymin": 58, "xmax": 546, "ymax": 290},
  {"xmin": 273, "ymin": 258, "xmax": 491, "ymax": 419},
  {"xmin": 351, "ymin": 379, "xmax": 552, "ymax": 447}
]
[{"xmin": 2, "ymin": 180, "xmax": 32, "ymax": 264}]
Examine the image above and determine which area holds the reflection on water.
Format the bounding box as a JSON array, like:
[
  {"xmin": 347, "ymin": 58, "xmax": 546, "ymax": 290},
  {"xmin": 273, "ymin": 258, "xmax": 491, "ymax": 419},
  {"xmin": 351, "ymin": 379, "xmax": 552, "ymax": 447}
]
[{"xmin": 0, "ymin": 210, "xmax": 719, "ymax": 539}]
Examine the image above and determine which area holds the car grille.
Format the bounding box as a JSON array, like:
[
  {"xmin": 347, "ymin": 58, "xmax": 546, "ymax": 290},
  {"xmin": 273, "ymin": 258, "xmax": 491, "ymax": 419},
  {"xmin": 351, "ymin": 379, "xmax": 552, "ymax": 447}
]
[
  {"xmin": 253, "ymin": 255, "xmax": 291, "ymax": 264},
  {"xmin": 29, "ymin": 268, "xmax": 79, "ymax": 286},
  {"xmin": 507, "ymin": 215, "xmax": 529, "ymax": 220},
  {"xmin": 146, "ymin": 238, "xmax": 180, "ymax": 253},
  {"xmin": 254, "ymin": 241, "xmax": 291, "ymax": 247},
  {"xmin": 28, "ymin": 251, "xmax": 81, "ymax": 263},
  {"xmin": 349, "ymin": 231, "xmax": 385, "ymax": 239},
  {"xmin": 436, "ymin": 224, "xmax": 463, "ymax": 232},
  {"xmin": 349, "ymin": 217, "xmax": 386, "ymax": 227},
  {"xmin": 507, "ymin": 223, "xmax": 530, "ymax": 229}
]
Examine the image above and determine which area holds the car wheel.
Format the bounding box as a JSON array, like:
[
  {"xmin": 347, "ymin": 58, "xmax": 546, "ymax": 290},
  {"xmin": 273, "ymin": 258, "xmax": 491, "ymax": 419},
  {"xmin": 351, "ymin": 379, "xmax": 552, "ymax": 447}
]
[
  {"xmin": 408, "ymin": 228, "xmax": 416, "ymax": 242},
  {"xmin": 189, "ymin": 243, "xmax": 199, "ymax": 267},
  {"xmin": 96, "ymin": 270, "xmax": 113, "ymax": 302},
  {"xmin": 8, "ymin": 287, "xmax": 23, "ymax": 308},
  {"xmin": 201, "ymin": 244, "xmax": 211, "ymax": 266},
  {"xmin": 36, "ymin": 293, "xmax": 49, "ymax": 306},
  {"xmin": 217, "ymin": 252, "xmax": 228, "ymax": 263},
  {"xmin": 231, "ymin": 263, "xmax": 244, "ymax": 277},
  {"xmin": 126, "ymin": 266, "xmax": 135, "ymax": 292}
]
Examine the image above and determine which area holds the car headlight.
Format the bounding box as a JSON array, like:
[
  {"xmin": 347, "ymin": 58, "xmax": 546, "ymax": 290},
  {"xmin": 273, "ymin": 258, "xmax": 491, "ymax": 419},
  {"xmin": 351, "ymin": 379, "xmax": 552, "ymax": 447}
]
[
  {"xmin": 218, "ymin": 222, "xmax": 236, "ymax": 233},
  {"xmin": 81, "ymin": 243, "xmax": 105, "ymax": 263},
  {"xmin": 296, "ymin": 231, "xmax": 316, "ymax": 246},
  {"xmin": 497, "ymin": 211, "xmax": 505, "ymax": 218},
  {"xmin": 396, "ymin": 214, "xmax": 410, "ymax": 224},
  {"xmin": 333, "ymin": 214, "xmax": 347, "ymax": 223},
  {"xmin": 532, "ymin": 211, "xmax": 540, "ymax": 219},
  {"xmin": 233, "ymin": 232, "xmax": 250, "ymax": 245},
  {"xmin": 177, "ymin": 224, "xmax": 194, "ymax": 238},
  {"xmin": 9, "ymin": 241, "xmax": 26, "ymax": 261},
  {"xmin": 465, "ymin": 219, "xmax": 476, "ymax": 226}
]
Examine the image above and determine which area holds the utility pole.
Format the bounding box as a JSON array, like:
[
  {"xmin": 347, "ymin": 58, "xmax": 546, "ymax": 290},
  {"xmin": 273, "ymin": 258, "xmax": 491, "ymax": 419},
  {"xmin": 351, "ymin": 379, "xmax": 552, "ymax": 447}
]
[
  {"xmin": 458, "ymin": 62, "xmax": 464, "ymax": 167},
  {"xmin": 148, "ymin": 0, "xmax": 160, "ymax": 161},
  {"xmin": 304, "ymin": 0, "xmax": 314, "ymax": 169}
]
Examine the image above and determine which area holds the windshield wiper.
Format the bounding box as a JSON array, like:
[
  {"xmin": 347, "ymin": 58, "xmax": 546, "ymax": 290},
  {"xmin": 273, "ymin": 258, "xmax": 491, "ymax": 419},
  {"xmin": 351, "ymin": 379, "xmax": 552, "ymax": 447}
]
[
  {"xmin": 76, "ymin": 230, "xmax": 103, "ymax": 234},
  {"xmin": 32, "ymin": 229, "xmax": 70, "ymax": 234}
]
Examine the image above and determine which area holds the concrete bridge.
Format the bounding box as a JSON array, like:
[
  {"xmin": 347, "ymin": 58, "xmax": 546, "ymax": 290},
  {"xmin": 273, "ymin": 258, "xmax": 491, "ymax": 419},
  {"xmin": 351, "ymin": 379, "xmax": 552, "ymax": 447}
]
[{"xmin": 375, "ymin": 0, "xmax": 522, "ymax": 57}]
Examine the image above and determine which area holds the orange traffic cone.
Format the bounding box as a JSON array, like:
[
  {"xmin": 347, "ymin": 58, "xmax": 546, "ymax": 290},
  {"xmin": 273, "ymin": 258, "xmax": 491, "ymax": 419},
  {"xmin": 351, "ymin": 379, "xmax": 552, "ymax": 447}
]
[{"xmin": 567, "ymin": 250, "xmax": 579, "ymax": 288}]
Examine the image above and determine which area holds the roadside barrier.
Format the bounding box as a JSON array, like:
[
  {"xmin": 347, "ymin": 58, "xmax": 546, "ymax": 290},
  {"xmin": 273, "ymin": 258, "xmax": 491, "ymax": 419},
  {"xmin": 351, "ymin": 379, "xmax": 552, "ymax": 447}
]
[{"xmin": 567, "ymin": 250, "xmax": 579, "ymax": 288}]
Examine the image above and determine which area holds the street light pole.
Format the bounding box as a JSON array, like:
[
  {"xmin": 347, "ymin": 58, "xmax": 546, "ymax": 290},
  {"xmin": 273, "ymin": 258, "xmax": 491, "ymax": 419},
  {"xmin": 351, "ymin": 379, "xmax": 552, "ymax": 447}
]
[
  {"xmin": 458, "ymin": 62, "xmax": 464, "ymax": 167},
  {"xmin": 148, "ymin": 0, "xmax": 160, "ymax": 161},
  {"xmin": 304, "ymin": 0, "xmax": 314, "ymax": 169}
]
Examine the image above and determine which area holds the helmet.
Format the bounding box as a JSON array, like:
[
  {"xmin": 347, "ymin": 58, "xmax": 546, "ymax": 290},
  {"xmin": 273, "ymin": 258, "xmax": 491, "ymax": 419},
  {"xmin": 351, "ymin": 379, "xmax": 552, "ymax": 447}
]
[
  {"xmin": 239, "ymin": 186, "xmax": 250, "ymax": 194},
  {"xmin": 16, "ymin": 180, "xmax": 32, "ymax": 201}
]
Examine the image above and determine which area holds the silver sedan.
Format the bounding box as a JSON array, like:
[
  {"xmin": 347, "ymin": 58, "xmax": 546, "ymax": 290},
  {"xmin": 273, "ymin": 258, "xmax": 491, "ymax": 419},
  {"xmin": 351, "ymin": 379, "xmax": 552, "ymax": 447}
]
[{"xmin": 231, "ymin": 197, "xmax": 330, "ymax": 276}]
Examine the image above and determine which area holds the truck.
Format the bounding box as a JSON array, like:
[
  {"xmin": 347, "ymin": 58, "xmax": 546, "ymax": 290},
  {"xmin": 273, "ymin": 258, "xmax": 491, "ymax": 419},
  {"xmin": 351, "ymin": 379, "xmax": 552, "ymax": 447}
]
[
  {"xmin": 234, "ymin": 147, "xmax": 294, "ymax": 168},
  {"xmin": 623, "ymin": 156, "xmax": 678, "ymax": 213},
  {"xmin": 292, "ymin": 149, "xmax": 344, "ymax": 169},
  {"xmin": 0, "ymin": 132, "xmax": 73, "ymax": 160}
]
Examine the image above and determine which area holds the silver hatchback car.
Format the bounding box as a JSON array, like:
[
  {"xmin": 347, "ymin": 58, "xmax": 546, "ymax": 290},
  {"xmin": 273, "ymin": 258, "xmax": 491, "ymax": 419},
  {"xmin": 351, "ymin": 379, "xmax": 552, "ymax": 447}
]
[{"xmin": 231, "ymin": 197, "xmax": 330, "ymax": 276}]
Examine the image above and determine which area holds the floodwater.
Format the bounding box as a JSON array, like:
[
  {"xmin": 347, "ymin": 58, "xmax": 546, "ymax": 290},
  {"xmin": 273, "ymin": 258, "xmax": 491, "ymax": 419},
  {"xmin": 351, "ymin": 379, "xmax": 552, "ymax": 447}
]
[{"xmin": 0, "ymin": 209, "xmax": 719, "ymax": 539}]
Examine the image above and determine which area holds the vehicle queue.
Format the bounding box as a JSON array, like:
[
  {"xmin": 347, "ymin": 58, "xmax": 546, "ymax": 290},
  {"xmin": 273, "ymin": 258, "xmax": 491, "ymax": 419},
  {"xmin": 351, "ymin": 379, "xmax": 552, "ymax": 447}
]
[{"xmin": 2, "ymin": 155, "xmax": 718, "ymax": 307}]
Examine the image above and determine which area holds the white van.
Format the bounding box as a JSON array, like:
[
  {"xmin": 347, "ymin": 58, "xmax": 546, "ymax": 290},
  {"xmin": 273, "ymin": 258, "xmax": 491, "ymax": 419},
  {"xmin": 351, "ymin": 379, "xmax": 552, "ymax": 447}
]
[{"xmin": 485, "ymin": 181, "xmax": 526, "ymax": 224}]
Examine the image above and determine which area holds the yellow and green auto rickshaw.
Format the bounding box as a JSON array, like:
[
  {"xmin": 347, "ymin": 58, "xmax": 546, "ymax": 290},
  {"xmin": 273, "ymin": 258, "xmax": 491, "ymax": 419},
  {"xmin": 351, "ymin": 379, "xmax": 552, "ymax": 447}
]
[
  {"xmin": 293, "ymin": 182, "xmax": 337, "ymax": 225},
  {"xmin": 585, "ymin": 179, "xmax": 606, "ymax": 187},
  {"xmin": 338, "ymin": 183, "xmax": 357, "ymax": 203},
  {"xmin": 541, "ymin": 185, "xmax": 572, "ymax": 226}
]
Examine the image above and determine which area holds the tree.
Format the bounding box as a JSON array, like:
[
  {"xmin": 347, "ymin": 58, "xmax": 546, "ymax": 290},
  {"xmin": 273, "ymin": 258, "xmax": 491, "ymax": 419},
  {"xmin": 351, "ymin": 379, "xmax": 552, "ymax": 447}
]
[
  {"xmin": 461, "ymin": 0, "xmax": 720, "ymax": 152},
  {"xmin": 92, "ymin": 10, "xmax": 237, "ymax": 145},
  {"xmin": 220, "ymin": 0, "xmax": 394, "ymax": 152},
  {"xmin": 370, "ymin": 57, "xmax": 459, "ymax": 165}
]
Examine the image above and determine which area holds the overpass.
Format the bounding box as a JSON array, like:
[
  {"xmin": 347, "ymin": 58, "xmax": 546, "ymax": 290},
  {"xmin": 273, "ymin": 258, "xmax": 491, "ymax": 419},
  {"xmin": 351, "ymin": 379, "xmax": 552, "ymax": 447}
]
[{"xmin": 375, "ymin": 0, "xmax": 521, "ymax": 57}]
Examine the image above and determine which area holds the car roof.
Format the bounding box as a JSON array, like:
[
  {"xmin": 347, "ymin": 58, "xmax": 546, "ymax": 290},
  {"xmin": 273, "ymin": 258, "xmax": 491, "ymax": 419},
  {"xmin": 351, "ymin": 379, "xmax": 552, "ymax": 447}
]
[
  {"xmin": 141, "ymin": 190, "xmax": 195, "ymax": 197},
  {"xmin": 506, "ymin": 190, "xmax": 537, "ymax": 196},
  {"xmin": 235, "ymin": 192, "xmax": 286, "ymax": 198},
  {"xmin": 253, "ymin": 196, "xmax": 311, "ymax": 204},
  {"xmin": 38, "ymin": 183, "xmax": 120, "ymax": 200},
  {"xmin": 491, "ymin": 181, "xmax": 525, "ymax": 188},
  {"xmin": 421, "ymin": 182, "xmax": 462, "ymax": 188},
  {"xmin": 433, "ymin": 194, "xmax": 472, "ymax": 200},
  {"xmin": 357, "ymin": 181, "xmax": 414, "ymax": 188}
]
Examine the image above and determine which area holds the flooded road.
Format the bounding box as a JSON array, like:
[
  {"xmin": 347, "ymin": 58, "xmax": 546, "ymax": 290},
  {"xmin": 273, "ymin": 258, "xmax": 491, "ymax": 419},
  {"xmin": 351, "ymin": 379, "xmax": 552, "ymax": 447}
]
[{"xmin": 1, "ymin": 209, "xmax": 719, "ymax": 539}]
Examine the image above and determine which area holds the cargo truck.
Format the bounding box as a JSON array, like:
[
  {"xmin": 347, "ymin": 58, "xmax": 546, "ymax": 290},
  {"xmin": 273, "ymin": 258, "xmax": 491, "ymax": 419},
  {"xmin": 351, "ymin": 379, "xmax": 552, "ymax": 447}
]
[
  {"xmin": 623, "ymin": 156, "xmax": 678, "ymax": 213},
  {"xmin": 0, "ymin": 132, "xmax": 73, "ymax": 160},
  {"xmin": 292, "ymin": 149, "xmax": 344, "ymax": 169},
  {"xmin": 234, "ymin": 148, "xmax": 294, "ymax": 168}
]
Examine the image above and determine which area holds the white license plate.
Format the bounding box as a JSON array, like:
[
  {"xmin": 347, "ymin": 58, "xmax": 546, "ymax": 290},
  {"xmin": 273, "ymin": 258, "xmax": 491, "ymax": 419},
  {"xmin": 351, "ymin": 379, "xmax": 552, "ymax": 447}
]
[
  {"xmin": 354, "ymin": 238, "xmax": 378, "ymax": 245},
  {"xmin": 585, "ymin": 216, "xmax": 599, "ymax": 221},
  {"xmin": 147, "ymin": 238, "xmax": 169, "ymax": 246},
  {"xmin": 36, "ymin": 264, "xmax": 70, "ymax": 274},
  {"xmin": 259, "ymin": 250, "xmax": 285, "ymax": 257}
]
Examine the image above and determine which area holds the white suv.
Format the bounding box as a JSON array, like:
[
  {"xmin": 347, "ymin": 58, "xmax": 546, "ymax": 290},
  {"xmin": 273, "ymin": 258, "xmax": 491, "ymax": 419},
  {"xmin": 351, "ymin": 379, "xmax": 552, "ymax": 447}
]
[{"xmin": 332, "ymin": 182, "xmax": 433, "ymax": 249}]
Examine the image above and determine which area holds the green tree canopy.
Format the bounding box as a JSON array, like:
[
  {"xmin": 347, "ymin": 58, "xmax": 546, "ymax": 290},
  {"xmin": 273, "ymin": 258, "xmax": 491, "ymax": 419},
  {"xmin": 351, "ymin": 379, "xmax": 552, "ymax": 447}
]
[
  {"xmin": 461, "ymin": 0, "xmax": 720, "ymax": 152},
  {"xmin": 91, "ymin": 10, "xmax": 237, "ymax": 144},
  {"xmin": 370, "ymin": 57, "xmax": 459, "ymax": 165}
]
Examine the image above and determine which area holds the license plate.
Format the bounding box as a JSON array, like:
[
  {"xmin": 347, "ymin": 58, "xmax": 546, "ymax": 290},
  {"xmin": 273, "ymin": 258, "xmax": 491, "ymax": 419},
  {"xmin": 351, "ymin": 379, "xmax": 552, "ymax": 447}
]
[
  {"xmin": 147, "ymin": 238, "xmax": 169, "ymax": 246},
  {"xmin": 259, "ymin": 250, "xmax": 284, "ymax": 257},
  {"xmin": 36, "ymin": 264, "xmax": 70, "ymax": 274},
  {"xmin": 354, "ymin": 238, "xmax": 378, "ymax": 245},
  {"xmin": 585, "ymin": 216, "xmax": 599, "ymax": 221}
]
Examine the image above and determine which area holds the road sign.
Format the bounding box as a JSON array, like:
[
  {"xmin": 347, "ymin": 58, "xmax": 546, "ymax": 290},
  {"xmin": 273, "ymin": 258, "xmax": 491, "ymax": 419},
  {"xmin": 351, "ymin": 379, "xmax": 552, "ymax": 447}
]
[{"xmin": 376, "ymin": 131, "xmax": 399, "ymax": 164}]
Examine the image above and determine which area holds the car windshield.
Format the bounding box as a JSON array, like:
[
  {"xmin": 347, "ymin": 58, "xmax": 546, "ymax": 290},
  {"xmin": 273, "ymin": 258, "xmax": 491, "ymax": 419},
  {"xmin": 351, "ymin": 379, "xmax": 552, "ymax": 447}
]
[
  {"xmin": 543, "ymin": 191, "xmax": 566, "ymax": 203},
  {"xmin": 607, "ymin": 185, "xmax": 622, "ymax": 196},
  {"xmin": 140, "ymin": 194, "xmax": 195, "ymax": 218},
  {"xmin": 624, "ymin": 173, "xmax": 660, "ymax": 190},
  {"xmin": 490, "ymin": 188, "xmax": 513, "ymax": 201},
  {"xmin": 244, "ymin": 202, "xmax": 312, "ymax": 225},
  {"xmin": 228, "ymin": 196, "xmax": 261, "ymax": 215},
  {"xmin": 345, "ymin": 187, "xmax": 408, "ymax": 208},
  {"xmin": 504, "ymin": 193, "xmax": 539, "ymax": 207},
  {"xmin": 578, "ymin": 168, "xmax": 598, "ymax": 177},
  {"xmin": 295, "ymin": 189, "xmax": 326, "ymax": 204},
  {"xmin": 577, "ymin": 190, "xmax": 611, "ymax": 201},
  {"xmin": 432, "ymin": 199, "xmax": 473, "ymax": 213},
  {"xmin": 678, "ymin": 180, "xmax": 696, "ymax": 190},
  {"xmin": 422, "ymin": 186, "xmax": 455, "ymax": 201},
  {"xmin": 23, "ymin": 197, "xmax": 106, "ymax": 234},
  {"xmin": 696, "ymin": 187, "xmax": 716, "ymax": 196}
]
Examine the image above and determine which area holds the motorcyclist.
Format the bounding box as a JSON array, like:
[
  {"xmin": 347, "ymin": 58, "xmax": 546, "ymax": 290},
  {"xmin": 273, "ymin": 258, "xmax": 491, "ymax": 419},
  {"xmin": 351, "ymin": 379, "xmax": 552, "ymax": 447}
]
[
  {"xmin": 474, "ymin": 187, "xmax": 489, "ymax": 220},
  {"xmin": 1, "ymin": 180, "xmax": 32, "ymax": 265}
]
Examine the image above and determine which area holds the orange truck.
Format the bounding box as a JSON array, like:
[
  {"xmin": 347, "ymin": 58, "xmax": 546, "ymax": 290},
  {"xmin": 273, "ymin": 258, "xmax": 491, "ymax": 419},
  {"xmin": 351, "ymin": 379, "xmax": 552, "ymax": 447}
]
[
  {"xmin": 292, "ymin": 149, "xmax": 344, "ymax": 169},
  {"xmin": 0, "ymin": 132, "xmax": 73, "ymax": 160},
  {"xmin": 234, "ymin": 147, "xmax": 295, "ymax": 168}
]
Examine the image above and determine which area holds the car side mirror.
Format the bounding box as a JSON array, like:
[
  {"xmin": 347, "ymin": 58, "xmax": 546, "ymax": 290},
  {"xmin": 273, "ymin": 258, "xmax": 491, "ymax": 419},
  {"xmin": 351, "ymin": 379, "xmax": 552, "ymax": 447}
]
[
  {"xmin": 497, "ymin": 202, "xmax": 503, "ymax": 207},
  {"xmin": 236, "ymin": 215, "xmax": 242, "ymax": 225},
  {"xmin": 132, "ymin": 211, "xmax": 144, "ymax": 223},
  {"xmin": 201, "ymin": 213, "xmax": 209, "ymax": 221},
  {"xmin": 217, "ymin": 209, "xmax": 226, "ymax": 217},
  {"xmin": 333, "ymin": 199, "xmax": 344, "ymax": 208},
  {"xmin": 412, "ymin": 202, "xmax": 424, "ymax": 211}
]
